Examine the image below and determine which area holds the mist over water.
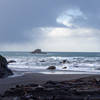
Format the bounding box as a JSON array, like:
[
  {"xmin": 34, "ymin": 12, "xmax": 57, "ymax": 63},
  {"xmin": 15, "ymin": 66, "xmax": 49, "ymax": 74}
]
[{"xmin": 1, "ymin": 51, "xmax": 100, "ymax": 75}]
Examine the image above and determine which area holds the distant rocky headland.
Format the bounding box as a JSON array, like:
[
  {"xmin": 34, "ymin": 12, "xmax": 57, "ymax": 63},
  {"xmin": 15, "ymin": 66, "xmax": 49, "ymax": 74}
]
[{"xmin": 31, "ymin": 49, "xmax": 47, "ymax": 54}]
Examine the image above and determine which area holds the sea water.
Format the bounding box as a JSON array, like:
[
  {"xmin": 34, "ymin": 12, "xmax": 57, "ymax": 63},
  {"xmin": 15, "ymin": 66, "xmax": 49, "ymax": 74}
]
[{"xmin": 0, "ymin": 51, "xmax": 100, "ymax": 75}]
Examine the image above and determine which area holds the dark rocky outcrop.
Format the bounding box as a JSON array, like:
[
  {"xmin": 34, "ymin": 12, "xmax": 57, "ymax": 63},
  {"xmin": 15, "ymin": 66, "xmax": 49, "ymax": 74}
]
[
  {"xmin": 62, "ymin": 67, "xmax": 67, "ymax": 69},
  {"xmin": 7, "ymin": 60, "xmax": 16, "ymax": 64},
  {"xmin": 47, "ymin": 66, "xmax": 56, "ymax": 70},
  {"xmin": 40, "ymin": 60, "xmax": 46, "ymax": 62},
  {"xmin": 60, "ymin": 59, "xmax": 70, "ymax": 64},
  {"xmin": 32, "ymin": 49, "xmax": 42, "ymax": 53},
  {"xmin": 31, "ymin": 49, "xmax": 47, "ymax": 54},
  {"xmin": 0, "ymin": 55, "xmax": 13, "ymax": 78},
  {"xmin": 2, "ymin": 77, "xmax": 100, "ymax": 100}
]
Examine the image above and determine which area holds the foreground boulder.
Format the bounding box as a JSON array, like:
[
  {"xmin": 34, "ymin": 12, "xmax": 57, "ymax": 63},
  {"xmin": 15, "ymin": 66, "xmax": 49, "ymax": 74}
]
[
  {"xmin": 31, "ymin": 49, "xmax": 47, "ymax": 54},
  {"xmin": 47, "ymin": 66, "xmax": 56, "ymax": 70},
  {"xmin": 0, "ymin": 55, "xmax": 13, "ymax": 78}
]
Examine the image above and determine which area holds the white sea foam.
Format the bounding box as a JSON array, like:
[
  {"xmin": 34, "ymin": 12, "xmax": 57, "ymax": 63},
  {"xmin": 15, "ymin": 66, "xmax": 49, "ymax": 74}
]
[{"xmin": 5, "ymin": 54, "xmax": 100, "ymax": 75}]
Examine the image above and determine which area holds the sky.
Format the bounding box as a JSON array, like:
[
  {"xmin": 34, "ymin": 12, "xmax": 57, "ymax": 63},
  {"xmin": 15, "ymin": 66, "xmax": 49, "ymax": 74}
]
[{"xmin": 0, "ymin": 0, "xmax": 100, "ymax": 52}]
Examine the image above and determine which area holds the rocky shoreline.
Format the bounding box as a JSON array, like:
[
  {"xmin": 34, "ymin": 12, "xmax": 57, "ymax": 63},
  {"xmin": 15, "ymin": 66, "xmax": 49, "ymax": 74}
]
[
  {"xmin": 1, "ymin": 76, "xmax": 100, "ymax": 100},
  {"xmin": 0, "ymin": 55, "xmax": 13, "ymax": 78},
  {"xmin": 1, "ymin": 54, "xmax": 100, "ymax": 100}
]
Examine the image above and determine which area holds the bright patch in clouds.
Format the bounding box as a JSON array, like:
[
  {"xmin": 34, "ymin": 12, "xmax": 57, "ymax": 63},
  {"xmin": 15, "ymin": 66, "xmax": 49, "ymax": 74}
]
[
  {"xmin": 35, "ymin": 27, "xmax": 100, "ymax": 52},
  {"xmin": 56, "ymin": 9, "xmax": 87, "ymax": 27},
  {"xmin": 40, "ymin": 27, "xmax": 98, "ymax": 38}
]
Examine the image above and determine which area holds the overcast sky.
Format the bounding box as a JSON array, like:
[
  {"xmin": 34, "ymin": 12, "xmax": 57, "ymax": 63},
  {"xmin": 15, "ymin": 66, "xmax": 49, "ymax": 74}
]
[{"xmin": 0, "ymin": 0, "xmax": 100, "ymax": 52}]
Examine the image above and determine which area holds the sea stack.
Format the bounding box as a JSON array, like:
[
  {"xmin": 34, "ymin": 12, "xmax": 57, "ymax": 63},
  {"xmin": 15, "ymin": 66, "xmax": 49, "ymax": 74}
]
[
  {"xmin": 0, "ymin": 55, "xmax": 13, "ymax": 78},
  {"xmin": 31, "ymin": 49, "xmax": 47, "ymax": 54}
]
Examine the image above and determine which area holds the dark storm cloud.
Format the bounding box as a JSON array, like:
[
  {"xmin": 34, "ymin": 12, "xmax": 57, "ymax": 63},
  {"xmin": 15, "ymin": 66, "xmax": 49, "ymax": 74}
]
[
  {"xmin": 0, "ymin": 0, "xmax": 67, "ymax": 43},
  {"xmin": 0, "ymin": 0, "xmax": 100, "ymax": 44}
]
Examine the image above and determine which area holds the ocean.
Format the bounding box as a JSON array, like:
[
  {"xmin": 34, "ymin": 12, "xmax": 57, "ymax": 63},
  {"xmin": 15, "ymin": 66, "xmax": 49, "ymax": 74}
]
[{"xmin": 1, "ymin": 51, "xmax": 100, "ymax": 76}]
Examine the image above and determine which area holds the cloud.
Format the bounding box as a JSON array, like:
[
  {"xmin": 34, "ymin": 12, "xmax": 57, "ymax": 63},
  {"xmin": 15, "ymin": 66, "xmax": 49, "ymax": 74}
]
[
  {"xmin": 40, "ymin": 27, "xmax": 97, "ymax": 38},
  {"xmin": 56, "ymin": 8, "xmax": 87, "ymax": 27},
  {"xmin": 0, "ymin": 0, "xmax": 100, "ymax": 51},
  {"xmin": 14, "ymin": 27, "xmax": 99, "ymax": 52}
]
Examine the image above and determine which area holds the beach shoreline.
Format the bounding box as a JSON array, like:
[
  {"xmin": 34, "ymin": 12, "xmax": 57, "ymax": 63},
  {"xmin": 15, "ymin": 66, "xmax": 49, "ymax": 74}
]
[{"xmin": 0, "ymin": 73, "xmax": 96, "ymax": 94}]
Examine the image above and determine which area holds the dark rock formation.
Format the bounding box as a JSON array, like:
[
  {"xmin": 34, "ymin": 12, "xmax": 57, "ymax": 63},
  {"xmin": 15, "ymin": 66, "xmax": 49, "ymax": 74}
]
[
  {"xmin": 31, "ymin": 49, "xmax": 47, "ymax": 54},
  {"xmin": 2, "ymin": 77, "xmax": 100, "ymax": 100},
  {"xmin": 74, "ymin": 65, "xmax": 79, "ymax": 68},
  {"xmin": 7, "ymin": 60, "xmax": 16, "ymax": 64},
  {"xmin": 47, "ymin": 66, "xmax": 56, "ymax": 70},
  {"xmin": 32, "ymin": 49, "xmax": 42, "ymax": 53},
  {"xmin": 62, "ymin": 67, "xmax": 67, "ymax": 69},
  {"xmin": 0, "ymin": 55, "xmax": 13, "ymax": 78},
  {"xmin": 60, "ymin": 59, "xmax": 70, "ymax": 64},
  {"xmin": 40, "ymin": 60, "xmax": 46, "ymax": 62}
]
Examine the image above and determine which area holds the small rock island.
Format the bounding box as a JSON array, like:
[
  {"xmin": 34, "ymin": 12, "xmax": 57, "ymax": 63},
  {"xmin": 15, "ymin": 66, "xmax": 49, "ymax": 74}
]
[{"xmin": 31, "ymin": 49, "xmax": 47, "ymax": 54}]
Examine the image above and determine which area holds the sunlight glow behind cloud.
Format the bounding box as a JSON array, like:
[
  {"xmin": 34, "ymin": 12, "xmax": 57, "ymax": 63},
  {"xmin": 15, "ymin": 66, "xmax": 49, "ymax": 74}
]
[
  {"xmin": 39, "ymin": 27, "xmax": 99, "ymax": 39},
  {"xmin": 56, "ymin": 9, "xmax": 87, "ymax": 27}
]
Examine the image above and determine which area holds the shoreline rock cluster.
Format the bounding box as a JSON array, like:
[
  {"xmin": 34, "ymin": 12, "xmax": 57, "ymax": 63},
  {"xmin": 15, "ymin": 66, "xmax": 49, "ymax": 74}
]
[
  {"xmin": 0, "ymin": 55, "xmax": 13, "ymax": 78},
  {"xmin": 1, "ymin": 77, "xmax": 100, "ymax": 100},
  {"xmin": 47, "ymin": 59, "xmax": 69, "ymax": 70}
]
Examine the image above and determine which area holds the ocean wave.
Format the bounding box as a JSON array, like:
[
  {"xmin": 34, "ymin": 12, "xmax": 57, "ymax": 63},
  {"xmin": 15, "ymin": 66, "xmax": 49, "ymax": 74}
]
[{"xmin": 5, "ymin": 53, "xmax": 100, "ymax": 74}]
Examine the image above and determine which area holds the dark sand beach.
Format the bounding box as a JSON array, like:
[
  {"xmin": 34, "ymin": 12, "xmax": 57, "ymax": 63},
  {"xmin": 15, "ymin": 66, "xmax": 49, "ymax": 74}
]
[
  {"xmin": 1, "ymin": 73, "xmax": 100, "ymax": 100},
  {"xmin": 0, "ymin": 73, "xmax": 91, "ymax": 94}
]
